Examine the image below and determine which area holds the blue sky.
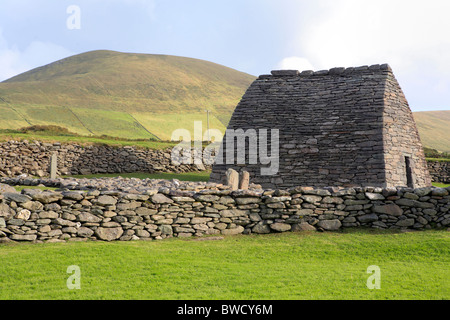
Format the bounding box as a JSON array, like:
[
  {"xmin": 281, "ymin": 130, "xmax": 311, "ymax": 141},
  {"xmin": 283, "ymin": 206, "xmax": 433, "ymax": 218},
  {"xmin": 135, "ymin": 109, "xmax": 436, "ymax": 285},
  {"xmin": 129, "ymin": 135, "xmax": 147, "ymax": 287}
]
[{"xmin": 0, "ymin": 0, "xmax": 449, "ymax": 112}]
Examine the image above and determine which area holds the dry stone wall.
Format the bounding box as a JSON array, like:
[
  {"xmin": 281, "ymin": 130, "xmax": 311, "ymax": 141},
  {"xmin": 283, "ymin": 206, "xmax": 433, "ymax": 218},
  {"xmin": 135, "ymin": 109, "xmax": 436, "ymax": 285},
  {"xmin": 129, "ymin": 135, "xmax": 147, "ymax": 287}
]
[
  {"xmin": 0, "ymin": 140, "xmax": 447, "ymax": 184},
  {"xmin": 0, "ymin": 140, "xmax": 207, "ymax": 177},
  {"xmin": 382, "ymin": 71, "xmax": 431, "ymax": 187},
  {"xmin": 427, "ymin": 161, "xmax": 450, "ymax": 184},
  {"xmin": 1, "ymin": 184, "xmax": 448, "ymax": 243}
]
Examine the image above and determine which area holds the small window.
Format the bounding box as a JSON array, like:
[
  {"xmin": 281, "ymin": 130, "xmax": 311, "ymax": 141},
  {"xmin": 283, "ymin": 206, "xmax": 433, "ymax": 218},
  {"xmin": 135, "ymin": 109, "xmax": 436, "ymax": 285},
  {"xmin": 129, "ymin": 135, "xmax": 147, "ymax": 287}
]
[{"xmin": 405, "ymin": 156, "xmax": 413, "ymax": 188}]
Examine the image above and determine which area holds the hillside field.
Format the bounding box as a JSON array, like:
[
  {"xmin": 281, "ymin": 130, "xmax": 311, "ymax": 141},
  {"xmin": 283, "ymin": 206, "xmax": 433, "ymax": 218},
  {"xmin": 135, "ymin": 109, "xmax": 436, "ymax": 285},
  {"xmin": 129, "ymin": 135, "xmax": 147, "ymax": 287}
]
[
  {"xmin": 413, "ymin": 111, "xmax": 450, "ymax": 153},
  {"xmin": 0, "ymin": 50, "xmax": 448, "ymax": 150},
  {"xmin": 0, "ymin": 50, "xmax": 255, "ymax": 141}
]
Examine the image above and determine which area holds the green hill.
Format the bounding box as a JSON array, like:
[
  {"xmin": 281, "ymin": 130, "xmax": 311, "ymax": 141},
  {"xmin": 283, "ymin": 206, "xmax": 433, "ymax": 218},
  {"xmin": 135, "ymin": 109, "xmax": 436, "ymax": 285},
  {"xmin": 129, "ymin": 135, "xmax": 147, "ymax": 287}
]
[
  {"xmin": 0, "ymin": 50, "xmax": 256, "ymax": 140},
  {"xmin": 0, "ymin": 52, "xmax": 447, "ymax": 152},
  {"xmin": 413, "ymin": 110, "xmax": 450, "ymax": 153}
]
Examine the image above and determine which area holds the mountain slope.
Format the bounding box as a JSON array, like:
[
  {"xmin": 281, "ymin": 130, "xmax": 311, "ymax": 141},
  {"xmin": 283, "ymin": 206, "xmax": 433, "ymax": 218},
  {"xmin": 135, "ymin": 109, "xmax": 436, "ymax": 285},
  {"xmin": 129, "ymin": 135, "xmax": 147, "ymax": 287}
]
[
  {"xmin": 0, "ymin": 50, "xmax": 256, "ymax": 140},
  {"xmin": 413, "ymin": 110, "xmax": 450, "ymax": 153},
  {"xmin": 0, "ymin": 52, "xmax": 447, "ymax": 151}
]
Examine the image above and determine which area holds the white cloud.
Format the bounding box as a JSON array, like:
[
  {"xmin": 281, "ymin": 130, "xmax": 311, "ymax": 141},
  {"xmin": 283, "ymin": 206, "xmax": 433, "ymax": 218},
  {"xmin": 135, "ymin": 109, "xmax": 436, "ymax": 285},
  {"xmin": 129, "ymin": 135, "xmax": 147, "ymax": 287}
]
[
  {"xmin": 0, "ymin": 28, "xmax": 73, "ymax": 81},
  {"xmin": 281, "ymin": 0, "xmax": 450, "ymax": 110},
  {"xmin": 0, "ymin": 29, "xmax": 28, "ymax": 81},
  {"xmin": 0, "ymin": 50, "xmax": 28, "ymax": 81},
  {"xmin": 276, "ymin": 56, "xmax": 315, "ymax": 72},
  {"xmin": 289, "ymin": 0, "xmax": 450, "ymax": 73}
]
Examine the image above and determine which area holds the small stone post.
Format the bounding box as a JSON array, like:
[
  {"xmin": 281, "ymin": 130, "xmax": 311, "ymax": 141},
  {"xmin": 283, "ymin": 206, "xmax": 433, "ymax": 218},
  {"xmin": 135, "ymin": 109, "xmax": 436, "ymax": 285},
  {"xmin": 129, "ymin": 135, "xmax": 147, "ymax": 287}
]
[
  {"xmin": 50, "ymin": 152, "xmax": 58, "ymax": 179},
  {"xmin": 239, "ymin": 171, "xmax": 250, "ymax": 190},
  {"xmin": 226, "ymin": 168, "xmax": 239, "ymax": 190}
]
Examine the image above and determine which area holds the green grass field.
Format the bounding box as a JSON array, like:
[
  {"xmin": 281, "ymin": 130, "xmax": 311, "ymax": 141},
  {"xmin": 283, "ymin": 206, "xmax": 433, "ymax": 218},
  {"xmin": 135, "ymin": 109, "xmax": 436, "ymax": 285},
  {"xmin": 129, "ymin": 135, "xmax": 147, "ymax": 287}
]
[
  {"xmin": 13, "ymin": 186, "xmax": 58, "ymax": 192},
  {"xmin": 0, "ymin": 106, "xmax": 227, "ymax": 142},
  {"xmin": 433, "ymin": 183, "xmax": 450, "ymax": 188},
  {"xmin": 131, "ymin": 112, "xmax": 227, "ymax": 141},
  {"xmin": 427, "ymin": 158, "xmax": 450, "ymax": 162},
  {"xmin": 0, "ymin": 229, "xmax": 448, "ymax": 300},
  {"xmin": 0, "ymin": 130, "xmax": 176, "ymax": 150}
]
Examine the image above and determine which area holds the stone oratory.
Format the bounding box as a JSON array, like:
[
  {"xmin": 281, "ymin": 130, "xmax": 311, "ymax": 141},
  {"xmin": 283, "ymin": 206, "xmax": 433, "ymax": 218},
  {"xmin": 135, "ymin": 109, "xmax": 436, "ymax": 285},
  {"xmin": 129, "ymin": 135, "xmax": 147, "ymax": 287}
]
[{"xmin": 210, "ymin": 64, "xmax": 432, "ymax": 189}]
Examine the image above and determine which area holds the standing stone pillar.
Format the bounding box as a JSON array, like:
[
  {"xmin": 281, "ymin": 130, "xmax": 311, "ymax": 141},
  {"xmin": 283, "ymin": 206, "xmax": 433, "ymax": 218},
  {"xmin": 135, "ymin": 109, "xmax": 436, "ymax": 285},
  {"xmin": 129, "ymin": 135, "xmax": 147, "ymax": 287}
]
[
  {"xmin": 226, "ymin": 168, "xmax": 239, "ymax": 190},
  {"xmin": 239, "ymin": 171, "xmax": 250, "ymax": 190},
  {"xmin": 50, "ymin": 152, "xmax": 58, "ymax": 179}
]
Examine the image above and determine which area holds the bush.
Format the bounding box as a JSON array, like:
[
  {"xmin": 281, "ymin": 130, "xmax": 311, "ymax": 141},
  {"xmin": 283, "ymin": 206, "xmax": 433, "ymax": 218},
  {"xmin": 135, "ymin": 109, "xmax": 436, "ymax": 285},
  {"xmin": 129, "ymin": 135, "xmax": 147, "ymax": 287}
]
[
  {"xmin": 18, "ymin": 125, "xmax": 77, "ymax": 136},
  {"xmin": 424, "ymin": 147, "xmax": 450, "ymax": 159}
]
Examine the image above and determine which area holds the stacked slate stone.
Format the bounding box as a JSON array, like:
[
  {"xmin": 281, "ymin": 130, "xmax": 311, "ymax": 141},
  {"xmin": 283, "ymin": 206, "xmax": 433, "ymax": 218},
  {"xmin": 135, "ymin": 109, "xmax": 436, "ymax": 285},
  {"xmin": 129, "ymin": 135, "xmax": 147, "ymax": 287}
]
[
  {"xmin": 427, "ymin": 161, "xmax": 450, "ymax": 184},
  {"xmin": 0, "ymin": 184, "xmax": 448, "ymax": 243},
  {"xmin": 210, "ymin": 64, "xmax": 432, "ymax": 190},
  {"xmin": 0, "ymin": 140, "xmax": 210, "ymax": 177}
]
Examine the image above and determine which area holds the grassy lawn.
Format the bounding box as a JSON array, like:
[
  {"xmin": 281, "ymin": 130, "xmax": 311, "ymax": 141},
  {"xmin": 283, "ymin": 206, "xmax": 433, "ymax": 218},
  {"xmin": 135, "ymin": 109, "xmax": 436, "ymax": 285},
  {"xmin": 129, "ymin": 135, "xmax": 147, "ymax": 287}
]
[
  {"xmin": 0, "ymin": 229, "xmax": 448, "ymax": 300},
  {"xmin": 432, "ymin": 182, "xmax": 450, "ymax": 188},
  {"xmin": 12, "ymin": 186, "xmax": 59, "ymax": 192},
  {"xmin": 427, "ymin": 158, "xmax": 450, "ymax": 162},
  {"xmin": 65, "ymin": 171, "xmax": 212, "ymax": 182}
]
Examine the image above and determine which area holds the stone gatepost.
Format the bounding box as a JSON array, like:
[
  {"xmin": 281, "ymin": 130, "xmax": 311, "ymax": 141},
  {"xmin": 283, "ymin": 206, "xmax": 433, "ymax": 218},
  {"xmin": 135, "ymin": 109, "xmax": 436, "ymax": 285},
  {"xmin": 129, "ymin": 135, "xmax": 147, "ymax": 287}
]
[{"xmin": 50, "ymin": 152, "xmax": 58, "ymax": 179}]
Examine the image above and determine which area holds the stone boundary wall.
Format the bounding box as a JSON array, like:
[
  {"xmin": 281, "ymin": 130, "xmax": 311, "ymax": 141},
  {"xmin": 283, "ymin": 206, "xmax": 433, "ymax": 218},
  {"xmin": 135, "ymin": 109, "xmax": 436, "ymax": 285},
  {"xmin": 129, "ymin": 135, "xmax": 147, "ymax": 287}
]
[
  {"xmin": 0, "ymin": 185, "xmax": 448, "ymax": 243},
  {"xmin": 0, "ymin": 140, "xmax": 208, "ymax": 177},
  {"xmin": 427, "ymin": 161, "xmax": 450, "ymax": 184},
  {"xmin": 0, "ymin": 140, "xmax": 448, "ymax": 184}
]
